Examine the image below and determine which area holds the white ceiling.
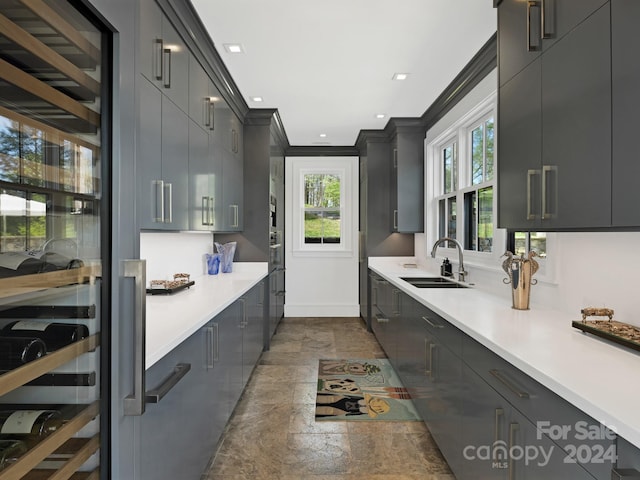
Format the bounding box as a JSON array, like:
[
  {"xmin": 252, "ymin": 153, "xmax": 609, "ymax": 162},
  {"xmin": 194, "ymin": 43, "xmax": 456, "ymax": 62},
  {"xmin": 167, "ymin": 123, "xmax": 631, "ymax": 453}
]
[{"xmin": 190, "ymin": 0, "xmax": 497, "ymax": 147}]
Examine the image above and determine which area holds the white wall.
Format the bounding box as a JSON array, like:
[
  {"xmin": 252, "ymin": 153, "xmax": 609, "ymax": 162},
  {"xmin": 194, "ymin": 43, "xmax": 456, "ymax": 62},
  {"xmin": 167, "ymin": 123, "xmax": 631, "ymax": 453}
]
[
  {"xmin": 418, "ymin": 68, "xmax": 640, "ymax": 327},
  {"xmin": 284, "ymin": 156, "xmax": 359, "ymax": 317},
  {"xmin": 140, "ymin": 231, "xmax": 214, "ymax": 282}
]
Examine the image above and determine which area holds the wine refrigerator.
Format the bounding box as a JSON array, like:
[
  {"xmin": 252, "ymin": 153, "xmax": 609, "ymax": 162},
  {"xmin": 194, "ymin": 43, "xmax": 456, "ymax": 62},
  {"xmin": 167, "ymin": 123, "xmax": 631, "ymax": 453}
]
[{"xmin": 0, "ymin": 1, "xmax": 111, "ymax": 478}]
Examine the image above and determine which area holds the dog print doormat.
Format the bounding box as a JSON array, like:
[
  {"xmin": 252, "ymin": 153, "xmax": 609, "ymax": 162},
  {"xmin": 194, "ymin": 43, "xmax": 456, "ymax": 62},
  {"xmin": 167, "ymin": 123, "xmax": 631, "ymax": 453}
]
[{"xmin": 315, "ymin": 359, "xmax": 422, "ymax": 421}]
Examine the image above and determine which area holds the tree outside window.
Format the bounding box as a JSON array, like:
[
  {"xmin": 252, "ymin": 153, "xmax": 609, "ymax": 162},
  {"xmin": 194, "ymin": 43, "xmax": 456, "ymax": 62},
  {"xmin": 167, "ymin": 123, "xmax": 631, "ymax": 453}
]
[{"xmin": 303, "ymin": 174, "xmax": 341, "ymax": 244}]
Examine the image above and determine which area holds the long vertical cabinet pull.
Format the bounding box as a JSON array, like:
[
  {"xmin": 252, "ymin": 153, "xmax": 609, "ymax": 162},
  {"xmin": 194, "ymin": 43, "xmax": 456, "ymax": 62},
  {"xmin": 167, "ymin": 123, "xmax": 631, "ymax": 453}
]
[
  {"xmin": 209, "ymin": 101, "xmax": 215, "ymax": 131},
  {"xmin": 540, "ymin": 0, "xmax": 552, "ymax": 39},
  {"xmin": 164, "ymin": 183, "xmax": 173, "ymax": 224},
  {"xmin": 205, "ymin": 325, "xmax": 215, "ymax": 370},
  {"xmin": 424, "ymin": 338, "xmax": 434, "ymax": 380},
  {"xmin": 541, "ymin": 165, "xmax": 556, "ymax": 220},
  {"xmin": 508, "ymin": 423, "xmax": 520, "ymax": 480},
  {"xmin": 494, "ymin": 408, "xmax": 504, "ymax": 444},
  {"xmin": 154, "ymin": 39, "xmax": 163, "ymax": 81},
  {"xmin": 526, "ymin": 169, "xmax": 540, "ymax": 220},
  {"xmin": 202, "ymin": 196, "xmax": 209, "ymax": 226},
  {"xmin": 203, "ymin": 98, "xmax": 211, "ymax": 128},
  {"xmin": 393, "ymin": 210, "xmax": 398, "ymax": 230},
  {"xmin": 153, "ymin": 180, "xmax": 164, "ymax": 223},
  {"xmin": 527, "ymin": 1, "xmax": 541, "ymax": 51},
  {"xmin": 213, "ymin": 323, "xmax": 219, "ymax": 362},
  {"xmin": 239, "ymin": 298, "xmax": 247, "ymax": 328},
  {"xmin": 209, "ymin": 197, "xmax": 215, "ymax": 227},
  {"xmin": 229, "ymin": 205, "xmax": 239, "ymax": 228},
  {"xmin": 162, "ymin": 48, "xmax": 171, "ymax": 89},
  {"xmin": 123, "ymin": 259, "xmax": 147, "ymax": 416}
]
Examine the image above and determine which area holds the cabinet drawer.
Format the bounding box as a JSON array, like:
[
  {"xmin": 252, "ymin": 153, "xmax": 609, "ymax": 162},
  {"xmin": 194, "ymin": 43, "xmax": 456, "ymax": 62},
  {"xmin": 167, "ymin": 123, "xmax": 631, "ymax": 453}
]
[
  {"xmin": 463, "ymin": 336, "xmax": 615, "ymax": 479},
  {"xmin": 416, "ymin": 305, "xmax": 462, "ymax": 357}
]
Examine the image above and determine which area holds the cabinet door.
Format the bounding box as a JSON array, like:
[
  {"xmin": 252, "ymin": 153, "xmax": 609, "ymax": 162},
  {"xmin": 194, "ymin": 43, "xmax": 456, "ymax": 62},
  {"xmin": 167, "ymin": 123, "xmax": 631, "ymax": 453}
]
[
  {"xmin": 140, "ymin": 328, "xmax": 212, "ymax": 480},
  {"xmin": 161, "ymin": 95, "xmax": 189, "ymax": 230},
  {"xmin": 242, "ymin": 283, "xmax": 265, "ymax": 385},
  {"xmin": 389, "ymin": 144, "xmax": 398, "ymax": 232},
  {"xmin": 497, "ymin": 60, "xmax": 542, "ymax": 230},
  {"xmin": 542, "ymin": 0, "xmax": 609, "ymax": 51},
  {"xmin": 160, "ymin": 17, "xmax": 189, "ymax": 113},
  {"xmin": 541, "ymin": 6, "xmax": 611, "ymax": 229},
  {"xmin": 137, "ymin": 78, "xmax": 163, "ymax": 230},
  {"xmin": 188, "ymin": 118, "xmax": 212, "ymax": 231},
  {"xmin": 188, "ymin": 55, "xmax": 213, "ymax": 131},
  {"xmin": 395, "ymin": 132, "xmax": 424, "ymax": 233},
  {"xmin": 612, "ymin": 0, "xmax": 640, "ymax": 226},
  {"xmin": 222, "ymin": 149, "xmax": 243, "ymax": 231},
  {"xmin": 138, "ymin": 0, "xmax": 163, "ymax": 86}
]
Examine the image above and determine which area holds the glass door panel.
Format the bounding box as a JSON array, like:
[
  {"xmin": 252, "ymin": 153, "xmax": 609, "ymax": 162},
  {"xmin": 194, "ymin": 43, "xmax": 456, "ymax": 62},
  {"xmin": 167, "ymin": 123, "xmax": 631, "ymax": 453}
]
[{"xmin": 0, "ymin": 1, "xmax": 108, "ymax": 478}]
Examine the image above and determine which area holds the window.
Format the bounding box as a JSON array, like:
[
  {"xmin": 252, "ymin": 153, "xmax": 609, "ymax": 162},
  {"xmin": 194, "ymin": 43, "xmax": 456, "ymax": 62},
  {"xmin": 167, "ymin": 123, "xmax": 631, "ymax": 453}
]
[
  {"xmin": 510, "ymin": 232, "xmax": 547, "ymax": 258},
  {"xmin": 433, "ymin": 111, "xmax": 496, "ymax": 255},
  {"xmin": 290, "ymin": 158, "xmax": 355, "ymax": 256},
  {"xmin": 303, "ymin": 173, "xmax": 341, "ymax": 244}
]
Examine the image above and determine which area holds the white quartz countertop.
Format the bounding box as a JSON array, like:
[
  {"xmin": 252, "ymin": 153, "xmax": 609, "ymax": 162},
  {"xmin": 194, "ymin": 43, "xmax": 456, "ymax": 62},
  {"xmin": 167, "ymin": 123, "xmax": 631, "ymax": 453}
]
[
  {"xmin": 145, "ymin": 262, "xmax": 268, "ymax": 369},
  {"xmin": 369, "ymin": 257, "xmax": 640, "ymax": 449}
]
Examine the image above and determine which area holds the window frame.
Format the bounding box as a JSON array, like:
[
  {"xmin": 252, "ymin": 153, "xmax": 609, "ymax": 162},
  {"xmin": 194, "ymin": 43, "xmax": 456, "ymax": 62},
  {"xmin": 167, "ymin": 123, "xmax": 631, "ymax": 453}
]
[
  {"xmin": 426, "ymin": 92, "xmax": 506, "ymax": 269},
  {"xmin": 291, "ymin": 161, "xmax": 354, "ymax": 257}
]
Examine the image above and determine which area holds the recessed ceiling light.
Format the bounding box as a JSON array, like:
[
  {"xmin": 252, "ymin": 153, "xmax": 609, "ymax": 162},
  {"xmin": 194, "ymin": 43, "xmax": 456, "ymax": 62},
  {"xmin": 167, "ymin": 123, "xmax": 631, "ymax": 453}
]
[
  {"xmin": 376, "ymin": 114, "xmax": 386, "ymax": 119},
  {"xmin": 224, "ymin": 43, "xmax": 244, "ymax": 54},
  {"xmin": 392, "ymin": 73, "xmax": 409, "ymax": 81},
  {"xmin": 250, "ymin": 96, "xmax": 263, "ymax": 102},
  {"xmin": 319, "ymin": 133, "xmax": 327, "ymax": 138}
]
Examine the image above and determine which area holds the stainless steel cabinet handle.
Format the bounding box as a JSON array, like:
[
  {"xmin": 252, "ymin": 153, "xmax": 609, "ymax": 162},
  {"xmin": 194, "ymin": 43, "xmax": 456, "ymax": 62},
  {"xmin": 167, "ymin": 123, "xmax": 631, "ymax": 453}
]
[
  {"xmin": 509, "ymin": 422, "xmax": 519, "ymax": 480},
  {"xmin": 393, "ymin": 148, "xmax": 398, "ymax": 168},
  {"xmin": 425, "ymin": 338, "xmax": 436, "ymax": 380},
  {"xmin": 541, "ymin": 165, "xmax": 556, "ymax": 220},
  {"xmin": 490, "ymin": 369, "xmax": 530, "ymax": 398},
  {"xmin": 526, "ymin": 169, "xmax": 540, "ymax": 220},
  {"xmin": 209, "ymin": 101, "xmax": 215, "ymax": 131},
  {"xmin": 541, "ymin": 0, "xmax": 552, "ymax": 39},
  {"xmin": 203, "ymin": 98, "xmax": 211, "ymax": 127},
  {"xmin": 392, "ymin": 289, "xmax": 400, "ymax": 315},
  {"xmin": 206, "ymin": 325, "xmax": 214, "ymax": 369},
  {"xmin": 393, "ymin": 209, "xmax": 398, "ymax": 230},
  {"xmin": 154, "ymin": 38, "xmax": 163, "ymax": 81},
  {"xmin": 163, "ymin": 48, "xmax": 172, "ymax": 89},
  {"xmin": 375, "ymin": 313, "xmax": 389, "ymax": 324},
  {"xmin": 209, "ymin": 196, "xmax": 215, "ymax": 227},
  {"xmin": 527, "ymin": 1, "xmax": 541, "ymax": 52},
  {"xmin": 202, "ymin": 196, "xmax": 209, "ymax": 226},
  {"xmin": 422, "ymin": 316, "xmax": 444, "ymax": 329},
  {"xmin": 164, "ymin": 183, "xmax": 173, "ymax": 224},
  {"xmin": 145, "ymin": 363, "xmax": 191, "ymax": 403},
  {"xmin": 123, "ymin": 259, "xmax": 147, "ymax": 416},
  {"xmin": 239, "ymin": 298, "xmax": 247, "ymax": 327},
  {"xmin": 152, "ymin": 180, "xmax": 164, "ymax": 223},
  {"xmin": 213, "ymin": 322, "xmax": 219, "ymax": 362},
  {"xmin": 494, "ymin": 408, "xmax": 504, "ymax": 444},
  {"xmin": 229, "ymin": 204, "xmax": 239, "ymax": 228}
]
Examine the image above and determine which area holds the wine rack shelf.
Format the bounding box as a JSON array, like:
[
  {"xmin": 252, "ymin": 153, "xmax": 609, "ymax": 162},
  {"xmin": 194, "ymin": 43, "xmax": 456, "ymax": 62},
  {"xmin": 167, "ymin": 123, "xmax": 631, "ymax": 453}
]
[
  {"xmin": 22, "ymin": 469, "xmax": 99, "ymax": 480},
  {"xmin": 0, "ymin": 266, "xmax": 101, "ymax": 301},
  {"xmin": 0, "ymin": 402, "xmax": 99, "ymax": 480},
  {"xmin": 0, "ymin": 335, "xmax": 99, "ymax": 397}
]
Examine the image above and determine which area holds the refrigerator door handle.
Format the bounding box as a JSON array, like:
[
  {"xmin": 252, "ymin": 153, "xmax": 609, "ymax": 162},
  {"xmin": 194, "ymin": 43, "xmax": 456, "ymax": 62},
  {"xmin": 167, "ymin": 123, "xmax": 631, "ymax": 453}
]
[{"xmin": 123, "ymin": 259, "xmax": 147, "ymax": 416}]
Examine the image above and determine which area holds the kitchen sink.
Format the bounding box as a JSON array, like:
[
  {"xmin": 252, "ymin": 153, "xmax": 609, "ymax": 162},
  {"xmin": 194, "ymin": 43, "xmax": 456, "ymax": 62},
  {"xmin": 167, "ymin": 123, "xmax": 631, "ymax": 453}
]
[{"xmin": 400, "ymin": 276, "xmax": 469, "ymax": 289}]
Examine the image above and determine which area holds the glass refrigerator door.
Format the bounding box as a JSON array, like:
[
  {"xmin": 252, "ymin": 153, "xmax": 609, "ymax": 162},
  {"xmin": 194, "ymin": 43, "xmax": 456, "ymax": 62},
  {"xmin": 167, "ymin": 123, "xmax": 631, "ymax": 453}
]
[{"xmin": 0, "ymin": 1, "xmax": 108, "ymax": 478}]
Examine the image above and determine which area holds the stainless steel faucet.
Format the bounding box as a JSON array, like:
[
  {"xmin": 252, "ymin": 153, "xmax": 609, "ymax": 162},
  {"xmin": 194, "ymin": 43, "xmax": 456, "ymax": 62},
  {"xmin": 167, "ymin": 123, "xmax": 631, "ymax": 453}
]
[{"xmin": 431, "ymin": 237, "xmax": 468, "ymax": 282}]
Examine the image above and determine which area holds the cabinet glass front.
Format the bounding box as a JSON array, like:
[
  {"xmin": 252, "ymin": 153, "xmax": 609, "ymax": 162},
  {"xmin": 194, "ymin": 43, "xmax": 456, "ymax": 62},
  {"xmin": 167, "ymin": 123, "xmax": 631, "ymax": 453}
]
[{"xmin": 0, "ymin": 1, "xmax": 108, "ymax": 478}]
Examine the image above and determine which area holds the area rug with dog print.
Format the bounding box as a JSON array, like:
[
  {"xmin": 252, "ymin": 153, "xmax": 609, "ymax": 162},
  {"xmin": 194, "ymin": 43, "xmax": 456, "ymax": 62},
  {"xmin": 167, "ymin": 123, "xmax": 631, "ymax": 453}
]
[{"xmin": 315, "ymin": 359, "xmax": 422, "ymax": 421}]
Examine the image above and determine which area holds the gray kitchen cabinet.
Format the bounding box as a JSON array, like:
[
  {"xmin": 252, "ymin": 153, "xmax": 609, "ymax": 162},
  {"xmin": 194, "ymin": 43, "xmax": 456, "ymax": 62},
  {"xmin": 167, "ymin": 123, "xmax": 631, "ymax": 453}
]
[
  {"xmin": 241, "ymin": 281, "xmax": 266, "ymax": 385},
  {"xmin": 188, "ymin": 117, "xmax": 215, "ymax": 231},
  {"xmin": 497, "ymin": 3, "xmax": 611, "ymax": 230},
  {"xmin": 138, "ymin": 0, "xmax": 188, "ymax": 112},
  {"xmin": 140, "ymin": 324, "xmax": 216, "ymax": 480},
  {"xmin": 137, "ymin": 78, "xmax": 189, "ymax": 230},
  {"xmin": 370, "ymin": 273, "xmax": 398, "ymax": 361},
  {"xmin": 213, "ymin": 101, "xmax": 244, "ymax": 232},
  {"xmin": 357, "ymin": 136, "xmax": 414, "ymax": 323},
  {"xmin": 611, "ymin": 0, "xmax": 640, "ymax": 227},
  {"xmin": 389, "ymin": 120, "xmax": 425, "ymax": 233},
  {"xmin": 498, "ymin": 0, "xmax": 608, "ymax": 86},
  {"xmin": 188, "ymin": 55, "xmax": 216, "ymax": 133}
]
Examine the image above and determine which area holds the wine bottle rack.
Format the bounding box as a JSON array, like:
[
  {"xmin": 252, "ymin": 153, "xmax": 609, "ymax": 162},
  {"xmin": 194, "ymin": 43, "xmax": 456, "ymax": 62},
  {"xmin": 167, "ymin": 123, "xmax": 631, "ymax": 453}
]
[
  {"xmin": 0, "ymin": 266, "xmax": 101, "ymax": 301},
  {"xmin": 0, "ymin": 402, "xmax": 100, "ymax": 480}
]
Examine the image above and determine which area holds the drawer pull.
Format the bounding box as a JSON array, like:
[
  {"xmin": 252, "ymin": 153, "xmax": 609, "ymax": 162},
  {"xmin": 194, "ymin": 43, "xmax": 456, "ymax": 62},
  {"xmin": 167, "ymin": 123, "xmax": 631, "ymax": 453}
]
[
  {"xmin": 422, "ymin": 316, "xmax": 444, "ymax": 329},
  {"xmin": 490, "ymin": 369, "xmax": 530, "ymax": 398},
  {"xmin": 145, "ymin": 363, "xmax": 191, "ymax": 404},
  {"xmin": 376, "ymin": 314, "xmax": 389, "ymax": 324}
]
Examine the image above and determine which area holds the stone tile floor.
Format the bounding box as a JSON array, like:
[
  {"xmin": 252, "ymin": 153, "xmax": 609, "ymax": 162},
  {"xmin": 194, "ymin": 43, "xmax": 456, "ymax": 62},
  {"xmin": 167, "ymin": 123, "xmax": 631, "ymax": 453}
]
[{"xmin": 203, "ymin": 317, "xmax": 455, "ymax": 480}]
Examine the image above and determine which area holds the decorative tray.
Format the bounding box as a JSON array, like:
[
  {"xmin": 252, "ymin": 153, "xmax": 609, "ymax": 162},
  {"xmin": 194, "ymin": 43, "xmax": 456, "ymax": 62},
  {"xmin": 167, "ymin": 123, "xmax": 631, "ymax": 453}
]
[
  {"xmin": 146, "ymin": 280, "xmax": 195, "ymax": 295},
  {"xmin": 572, "ymin": 307, "xmax": 640, "ymax": 353}
]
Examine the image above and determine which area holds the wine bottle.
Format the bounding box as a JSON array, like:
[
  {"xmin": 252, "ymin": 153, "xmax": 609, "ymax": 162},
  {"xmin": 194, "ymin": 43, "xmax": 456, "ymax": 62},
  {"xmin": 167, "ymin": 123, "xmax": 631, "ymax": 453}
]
[
  {"xmin": 0, "ymin": 337, "xmax": 46, "ymax": 369},
  {"xmin": 1, "ymin": 321, "xmax": 89, "ymax": 352},
  {"xmin": 0, "ymin": 439, "xmax": 27, "ymax": 471},
  {"xmin": 0, "ymin": 410, "xmax": 63, "ymax": 441}
]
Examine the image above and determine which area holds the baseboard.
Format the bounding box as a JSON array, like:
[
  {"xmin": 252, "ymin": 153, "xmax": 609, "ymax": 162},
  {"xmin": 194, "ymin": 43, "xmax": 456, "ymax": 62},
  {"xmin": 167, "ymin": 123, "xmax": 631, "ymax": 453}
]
[{"xmin": 284, "ymin": 304, "xmax": 360, "ymax": 317}]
